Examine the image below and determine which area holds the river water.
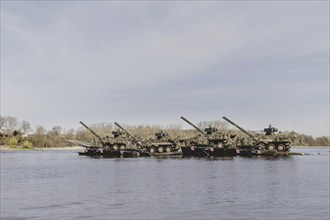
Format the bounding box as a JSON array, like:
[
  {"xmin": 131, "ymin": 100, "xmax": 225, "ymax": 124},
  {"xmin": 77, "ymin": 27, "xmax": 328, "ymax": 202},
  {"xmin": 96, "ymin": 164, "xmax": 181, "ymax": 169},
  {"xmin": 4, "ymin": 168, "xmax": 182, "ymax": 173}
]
[{"xmin": 1, "ymin": 147, "xmax": 329, "ymax": 220}]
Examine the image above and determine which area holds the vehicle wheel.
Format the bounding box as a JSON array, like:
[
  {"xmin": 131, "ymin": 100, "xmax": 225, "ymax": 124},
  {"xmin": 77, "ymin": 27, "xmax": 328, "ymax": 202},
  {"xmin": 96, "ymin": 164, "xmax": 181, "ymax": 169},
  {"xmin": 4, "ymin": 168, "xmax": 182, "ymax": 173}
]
[
  {"xmin": 256, "ymin": 143, "xmax": 265, "ymax": 150},
  {"xmin": 113, "ymin": 145, "xmax": 118, "ymax": 150},
  {"xmin": 149, "ymin": 147, "xmax": 155, "ymax": 154},
  {"xmin": 277, "ymin": 144, "xmax": 285, "ymax": 151},
  {"xmin": 158, "ymin": 146, "xmax": 164, "ymax": 153},
  {"xmin": 267, "ymin": 144, "xmax": 275, "ymax": 150},
  {"xmin": 165, "ymin": 146, "xmax": 172, "ymax": 153}
]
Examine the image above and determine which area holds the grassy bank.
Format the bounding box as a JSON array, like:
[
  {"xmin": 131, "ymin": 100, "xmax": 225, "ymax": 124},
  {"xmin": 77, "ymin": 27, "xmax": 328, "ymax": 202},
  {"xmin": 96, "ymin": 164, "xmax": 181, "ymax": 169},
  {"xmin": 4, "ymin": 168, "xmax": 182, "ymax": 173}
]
[{"xmin": 0, "ymin": 145, "xmax": 84, "ymax": 151}]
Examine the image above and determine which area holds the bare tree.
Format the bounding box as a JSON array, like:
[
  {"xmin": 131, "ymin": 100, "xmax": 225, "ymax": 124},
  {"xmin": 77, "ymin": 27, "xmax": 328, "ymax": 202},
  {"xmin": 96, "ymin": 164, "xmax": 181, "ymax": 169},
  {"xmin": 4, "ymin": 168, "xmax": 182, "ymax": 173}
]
[
  {"xmin": 64, "ymin": 129, "xmax": 76, "ymax": 139},
  {"xmin": 20, "ymin": 120, "xmax": 32, "ymax": 134},
  {"xmin": 2, "ymin": 116, "xmax": 18, "ymax": 131},
  {"xmin": 49, "ymin": 126, "xmax": 62, "ymax": 136},
  {"xmin": 35, "ymin": 125, "xmax": 46, "ymax": 135},
  {"xmin": 0, "ymin": 116, "xmax": 6, "ymax": 129}
]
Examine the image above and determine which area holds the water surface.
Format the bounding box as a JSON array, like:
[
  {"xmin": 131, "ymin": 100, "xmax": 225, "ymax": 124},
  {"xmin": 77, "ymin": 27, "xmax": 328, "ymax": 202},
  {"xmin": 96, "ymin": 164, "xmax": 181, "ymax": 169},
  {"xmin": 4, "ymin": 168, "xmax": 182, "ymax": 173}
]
[{"xmin": 1, "ymin": 147, "xmax": 329, "ymax": 219}]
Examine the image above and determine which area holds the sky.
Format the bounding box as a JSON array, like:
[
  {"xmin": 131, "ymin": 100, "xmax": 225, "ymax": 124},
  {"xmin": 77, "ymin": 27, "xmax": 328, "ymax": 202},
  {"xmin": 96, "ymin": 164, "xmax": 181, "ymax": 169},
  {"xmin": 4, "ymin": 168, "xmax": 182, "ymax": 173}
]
[{"xmin": 1, "ymin": 1, "xmax": 329, "ymax": 137}]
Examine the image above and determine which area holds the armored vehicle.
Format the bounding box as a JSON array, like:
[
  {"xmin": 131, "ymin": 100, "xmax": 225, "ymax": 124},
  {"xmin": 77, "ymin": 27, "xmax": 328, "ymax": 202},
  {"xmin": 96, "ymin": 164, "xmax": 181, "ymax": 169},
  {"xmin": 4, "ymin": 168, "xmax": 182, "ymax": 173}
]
[
  {"xmin": 143, "ymin": 131, "xmax": 181, "ymax": 155},
  {"xmin": 222, "ymin": 117, "xmax": 292, "ymax": 156},
  {"xmin": 114, "ymin": 122, "xmax": 150, "ymax": 156},
  {"xmin": 77, "ymin": 121, "xmax": 105, "ymax": 157},
  {"xmin": 79, "ymin": 121, "xmax": 146, "ymax": 158},
  {"xmin": 180, "ymin": 116, "xmax": 238, "ymax": 157},
  {"xmin": 78, "ymin": 146, "xmax": 103, "ymax": 157},
  {"xmin": 115, "ymin": 122, "xmax": 181, "ymax": 156},
  {"xmin": 104, "ymin": 129, "xmax": 138, "ymax": 151},
  {"xmin": 66, "ymin": 139, "xmax": 103, "ymax": 156}
]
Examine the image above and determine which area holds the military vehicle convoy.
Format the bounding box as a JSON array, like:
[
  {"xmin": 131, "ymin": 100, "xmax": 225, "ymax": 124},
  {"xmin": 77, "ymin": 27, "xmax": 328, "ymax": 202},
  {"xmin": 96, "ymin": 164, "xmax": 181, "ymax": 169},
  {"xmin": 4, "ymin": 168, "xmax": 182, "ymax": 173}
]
[
  {"xmin": 180, "ymin": 116, "xmax": 238, "ymax": 157},
  {"xmin": 78, "ymin": 121, "xmax": 181, "ymax": 157},
  {"xmin": 222, "ymin": 117, "xmax": 292, "ymax": 156},
  {"xmin": 76, "ymin": 116, "xmax": 293, "ymax": 158}
]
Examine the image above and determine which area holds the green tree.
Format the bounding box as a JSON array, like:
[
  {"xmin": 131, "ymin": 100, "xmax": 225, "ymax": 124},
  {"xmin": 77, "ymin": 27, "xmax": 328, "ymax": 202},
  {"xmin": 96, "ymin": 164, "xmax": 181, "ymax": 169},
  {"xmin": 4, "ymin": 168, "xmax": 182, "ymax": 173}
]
[
  {"xmin": 22, "ymin": 140, "xmax": 33, "ymax": 148},
  {"xmin": 7, "ymin": 137, "xmax": 18, "ymax": 148}
]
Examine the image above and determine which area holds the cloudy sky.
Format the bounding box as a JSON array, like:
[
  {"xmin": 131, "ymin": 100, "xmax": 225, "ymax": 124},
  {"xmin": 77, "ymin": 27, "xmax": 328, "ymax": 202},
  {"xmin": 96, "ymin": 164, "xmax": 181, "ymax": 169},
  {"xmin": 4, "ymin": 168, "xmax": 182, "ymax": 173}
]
[{"xmin": 1, "ymin": 1, "xmax": 329, "ymax": 137}]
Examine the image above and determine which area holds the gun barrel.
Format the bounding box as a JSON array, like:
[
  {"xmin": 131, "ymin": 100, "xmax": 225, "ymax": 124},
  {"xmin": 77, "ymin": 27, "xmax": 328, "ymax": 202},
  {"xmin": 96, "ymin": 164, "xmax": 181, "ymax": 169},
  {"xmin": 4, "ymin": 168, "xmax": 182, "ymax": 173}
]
[
  {"xmin": 222, "ymin": 117, "xmax": 256, "ymax": 139},
  {"xmin": 180, "ymin": 116, "xmax": 208, "ymax": 137},
  {"xmin": 79, "ymin": 121, "xmax": 104, "ymax": 144},
  {"xmin": 114, "ymin": 122, "xmax": 141, "ymax": 146}
]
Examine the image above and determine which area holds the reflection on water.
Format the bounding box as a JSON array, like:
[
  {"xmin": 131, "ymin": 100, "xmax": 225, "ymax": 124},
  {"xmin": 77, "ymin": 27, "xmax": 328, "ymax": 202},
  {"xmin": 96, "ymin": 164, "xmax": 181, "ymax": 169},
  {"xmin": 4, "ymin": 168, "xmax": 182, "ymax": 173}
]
[{"xmin": 1, "ymin": 147, "xmax": 329, "ymax": 220}]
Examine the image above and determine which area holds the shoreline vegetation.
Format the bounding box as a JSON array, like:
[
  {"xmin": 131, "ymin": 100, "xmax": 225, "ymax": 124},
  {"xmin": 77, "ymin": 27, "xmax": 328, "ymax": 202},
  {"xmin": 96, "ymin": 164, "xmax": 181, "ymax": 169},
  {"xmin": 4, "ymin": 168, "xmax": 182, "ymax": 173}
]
[
  {"xmin": 0, "ymin": 145, "xmax": 84, "ymax": 151},
  {"xmin": 1, "ymin": 115, "xmax": 329, "ymax": 149}
]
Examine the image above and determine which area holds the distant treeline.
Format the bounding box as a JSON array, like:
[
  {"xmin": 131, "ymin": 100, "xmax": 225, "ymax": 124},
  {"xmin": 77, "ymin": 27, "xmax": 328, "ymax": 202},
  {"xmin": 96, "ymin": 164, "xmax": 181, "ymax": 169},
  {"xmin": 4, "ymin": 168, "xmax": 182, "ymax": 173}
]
[{"xmin": 0, "ymin": 116, "xmax": 329, "ymax": 148}]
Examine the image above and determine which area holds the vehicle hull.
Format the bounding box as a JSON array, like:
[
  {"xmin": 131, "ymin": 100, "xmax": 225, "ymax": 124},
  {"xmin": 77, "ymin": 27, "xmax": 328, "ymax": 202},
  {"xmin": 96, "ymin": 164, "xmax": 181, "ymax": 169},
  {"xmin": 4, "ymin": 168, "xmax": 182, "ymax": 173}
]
[{"xmin": 181, "ymin": 146, "xmax": 238, "ymax": 157}]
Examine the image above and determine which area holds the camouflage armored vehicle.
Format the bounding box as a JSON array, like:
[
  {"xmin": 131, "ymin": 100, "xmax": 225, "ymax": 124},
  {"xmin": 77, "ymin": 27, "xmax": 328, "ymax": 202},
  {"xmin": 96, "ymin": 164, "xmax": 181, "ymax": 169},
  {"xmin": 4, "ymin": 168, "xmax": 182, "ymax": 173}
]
[
  {"xmin": 180, "ymin": 116, "xmax": 238, "ymax": 157},
  {"xmin": 114, "ymin": 122, "xmax": 142, "ymax": 147},
  {"xmin": 142, "ymin": 130, "xmax": 181, "ymax": 155},
  {"xmin": 79, "ymin": 121, "xmax": 145, "ymax": 158},
  {"xmin": 105, "ymin": 129, "xmax": 137, "ymax": 151},
  {"xmin": 222, "ymin": 117, "xmax": 292, "ymax": 156},
  {"xmin": 114, "ymin": 122, "xmax": 150, "ymax": 156},
  {"xmin": 78, "ymin": 121, "xmax": 108, "ymax": 156},
  {"xmin": 115, "ymin": 122, "xmax": 181, "ymax": 155}
]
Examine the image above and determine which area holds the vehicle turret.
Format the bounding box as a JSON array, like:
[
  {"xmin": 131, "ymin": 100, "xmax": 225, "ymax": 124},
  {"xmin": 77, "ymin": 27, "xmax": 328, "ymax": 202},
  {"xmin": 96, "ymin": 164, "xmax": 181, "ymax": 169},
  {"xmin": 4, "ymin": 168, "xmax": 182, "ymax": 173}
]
[
  {"xmin": 112, "ymin": 130, "xmax": 125, "ymax": 138},
  {"xmin": 114, "ymin": 122, "xmax": 142, "ymax": 147},
  {"xmin": 155, "ymin": 131, "xmax": 168, "ymax": 140},
  {"xmin": 264, "ymin": 124, "xmax": 278, "ymax": 136},
  {"xmin": 204, "ymin": 126, "xmax": 218, "ymax": 135}
]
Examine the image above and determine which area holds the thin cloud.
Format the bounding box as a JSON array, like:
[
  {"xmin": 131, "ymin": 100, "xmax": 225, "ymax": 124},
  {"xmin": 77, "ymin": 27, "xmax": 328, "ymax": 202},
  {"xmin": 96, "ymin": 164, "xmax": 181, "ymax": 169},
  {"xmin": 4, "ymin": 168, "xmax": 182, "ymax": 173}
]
[{"xmin": 1, "ymin": 1, "xmax": 329, "ymax": 137}]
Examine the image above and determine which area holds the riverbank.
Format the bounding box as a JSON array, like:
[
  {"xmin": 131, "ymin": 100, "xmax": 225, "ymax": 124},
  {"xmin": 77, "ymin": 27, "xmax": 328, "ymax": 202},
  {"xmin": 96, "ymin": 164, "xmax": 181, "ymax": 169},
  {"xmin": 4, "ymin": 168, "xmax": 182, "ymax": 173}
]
[{"xmin": 0, "ymin": 145, "xmax": 84, "ymax": 151}]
